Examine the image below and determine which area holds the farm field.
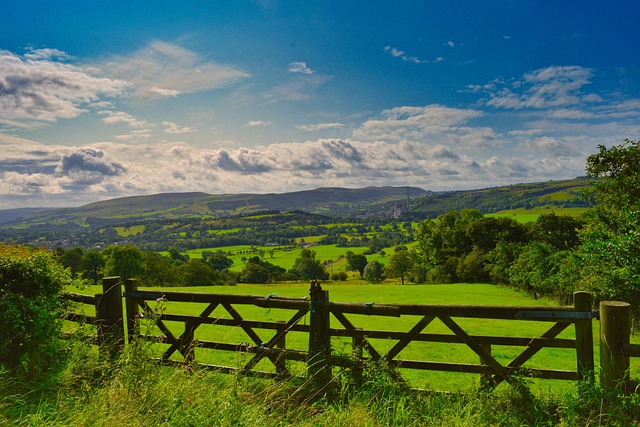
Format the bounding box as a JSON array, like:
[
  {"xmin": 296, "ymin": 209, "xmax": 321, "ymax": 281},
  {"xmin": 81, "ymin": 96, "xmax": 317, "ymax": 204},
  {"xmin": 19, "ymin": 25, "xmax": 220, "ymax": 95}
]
[
  {"xmin": 487, "ymin": 206, "xmax": 589, "ymax": 223},
  {"xmin": 178, "ymin": 242, "xmax": 395, "ymax": 273},
  {"xmin": 66, "ymin": 281, "xmax": 639, "ymax": 394}
]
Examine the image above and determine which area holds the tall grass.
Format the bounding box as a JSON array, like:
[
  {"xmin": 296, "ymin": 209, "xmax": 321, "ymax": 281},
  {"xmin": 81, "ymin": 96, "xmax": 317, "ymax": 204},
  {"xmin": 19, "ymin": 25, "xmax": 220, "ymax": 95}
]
[{"xmin": 3, "ymin": 332, "xmax": 640, "ymax": 426}]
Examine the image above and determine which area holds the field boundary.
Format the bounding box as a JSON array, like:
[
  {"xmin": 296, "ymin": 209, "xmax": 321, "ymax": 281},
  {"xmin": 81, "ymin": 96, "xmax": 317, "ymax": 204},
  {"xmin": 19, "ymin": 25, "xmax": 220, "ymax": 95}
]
[{"xmin": 63, "ymin": 277, "xmax": 638, "ymax": 393}]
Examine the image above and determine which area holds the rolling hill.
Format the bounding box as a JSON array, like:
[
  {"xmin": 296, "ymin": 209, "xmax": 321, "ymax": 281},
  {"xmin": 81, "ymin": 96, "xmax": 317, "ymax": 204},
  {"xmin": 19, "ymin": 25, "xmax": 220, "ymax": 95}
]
[{"xmin": 2, "ymin": 186, "xmax": 430, "ymax": 225}]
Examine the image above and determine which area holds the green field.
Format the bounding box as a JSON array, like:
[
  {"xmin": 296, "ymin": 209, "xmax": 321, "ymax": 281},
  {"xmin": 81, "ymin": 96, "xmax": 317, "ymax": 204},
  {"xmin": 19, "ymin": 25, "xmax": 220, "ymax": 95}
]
[
  {"xmin": 65, "ymin": 282, "xmax": 639, "ymax": 394},
  {"xmin": 179, "ymin": 243, "xmax": 387, "ymax": 273},
  {"xmin": 114, "ymin": 224, "xmax": 145, "ymax": 237},
  {"xmin": 487, "ymin": 206, "xmax": 589, "ymax": 223}
]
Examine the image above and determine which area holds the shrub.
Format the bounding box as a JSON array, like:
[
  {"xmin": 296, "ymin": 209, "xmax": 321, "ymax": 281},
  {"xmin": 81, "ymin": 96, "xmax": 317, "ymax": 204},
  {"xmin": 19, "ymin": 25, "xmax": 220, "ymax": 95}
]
[{"xmin": 0, "ymin": 244, "xmax": 73, "ymax": 378}]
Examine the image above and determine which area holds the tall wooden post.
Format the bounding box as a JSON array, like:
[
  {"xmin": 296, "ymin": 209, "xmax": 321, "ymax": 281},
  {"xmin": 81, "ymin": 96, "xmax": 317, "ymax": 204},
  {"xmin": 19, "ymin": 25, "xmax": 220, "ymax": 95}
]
[
  {"xmin": 600, "ymin": 301, "xmax": 631, "ymax": 392},
  {"xmin": 574, "ymin": 292, "xmax": 594, "ymax": 381},
  {"xmin": 274, "ymin": 320, "xmax": 288, "ymax": 379},
  {"xmin": 124, "ymin": 278, "xmax": 139, "ymax": 344},
  {"xmin": 352, "ymin": 328, "xmax": 364, "ymax": 388},
  {"xmin": 479, "ymin": 344, "xmax": 493, "ymax": 391},
  {"xmin": 96, "ymin": 276, "xmax": 124, "ymax": 360},
  {"xmin": 308, "ymin": 280, "xmax": 332, "ymax": 385},
  {"xmin": 181, "ymin": 318, "xmax": 198, "ymax": 364}
]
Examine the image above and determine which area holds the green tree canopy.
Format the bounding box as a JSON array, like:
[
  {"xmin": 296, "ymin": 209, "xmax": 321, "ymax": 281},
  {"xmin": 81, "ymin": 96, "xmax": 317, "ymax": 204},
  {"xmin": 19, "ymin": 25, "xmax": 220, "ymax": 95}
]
[
  {"xmin": 345, "ymin": 252, "xmax": 368, "ymax": 278},
  {"xmin": 579, "ymin": 139, "xmax": 640, "ymax": 316},
  {"xmin": 385, "ymin": 248, "xmax": 414, "ymax": 284},
  {"xmin": 363, "ymin": 259, "xmax": 385, "ymax": 284},
  {"xmin": 290, "ymin": 249, "xmax": 328, "ymax": 282},
  {"xmin": 0, "ymin": 244, "xmax": 72, "ymax": 377},
  {"xmin": 103, "ymin": 244, "xmax": 144, "ymax": 280}
]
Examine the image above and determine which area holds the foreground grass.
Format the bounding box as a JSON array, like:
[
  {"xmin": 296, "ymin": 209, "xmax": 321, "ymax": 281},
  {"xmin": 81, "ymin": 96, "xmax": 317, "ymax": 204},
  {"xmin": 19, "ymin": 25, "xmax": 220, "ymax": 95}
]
[{"xmin": 2, "ymin": 337, "xmax": 640, "ymax": 427}]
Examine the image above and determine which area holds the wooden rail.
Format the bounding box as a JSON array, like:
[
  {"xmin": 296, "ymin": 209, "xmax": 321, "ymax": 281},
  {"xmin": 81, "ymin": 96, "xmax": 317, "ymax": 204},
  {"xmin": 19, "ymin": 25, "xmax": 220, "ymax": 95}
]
[{"xmin": 60, "ymin": 278, "xmax": 636, "ymax": 393}]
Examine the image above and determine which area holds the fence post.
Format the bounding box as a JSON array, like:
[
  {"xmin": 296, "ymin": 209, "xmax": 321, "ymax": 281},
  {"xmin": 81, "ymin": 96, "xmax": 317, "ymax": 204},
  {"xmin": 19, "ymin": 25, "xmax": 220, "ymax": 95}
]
[
  {"xmin": 479, "ymin": 344, "xmax": 493, "ymax": 391},
  {"xmin": 181, "ymin": 318, "xmax": 198, "ymax": 364},
  {"xmin": 352, "ymin": 328, "xmax": 364, "ymax": 388},
  {"xmin": 599, "ymin": 301, "xmax": 631, "ymax": 392},
  {"xmin": 574, "ymin": 291, "xmax": 594, "ymax": 381},
  {"xmin": 124, "ymin": 278, "xmax": 139, "ymax": 344},
  {"xmin": 274, "ymin": 320, "xmax": 288, "ymax": 379},
  {"xmin": 96, "ymin": 276, "xmax": 124, "ymax": 360},
  {"xmin": 308, "ymin": 280, "xmax": 332, "ymax": 385}
]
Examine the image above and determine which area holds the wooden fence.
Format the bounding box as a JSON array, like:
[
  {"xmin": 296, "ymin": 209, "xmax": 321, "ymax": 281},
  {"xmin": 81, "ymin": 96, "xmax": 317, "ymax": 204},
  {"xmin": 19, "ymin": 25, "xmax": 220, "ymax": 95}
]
[{"xmin": 63, "ymin": 277, "xmax": 639, "ymax": 393}]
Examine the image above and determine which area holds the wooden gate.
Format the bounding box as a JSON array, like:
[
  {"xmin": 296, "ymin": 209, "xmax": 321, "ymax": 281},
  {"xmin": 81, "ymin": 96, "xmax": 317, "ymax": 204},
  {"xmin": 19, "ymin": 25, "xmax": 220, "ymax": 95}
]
[{"xmin": 63, "ymin": 278, "xmax": 609, "ymax": 391}]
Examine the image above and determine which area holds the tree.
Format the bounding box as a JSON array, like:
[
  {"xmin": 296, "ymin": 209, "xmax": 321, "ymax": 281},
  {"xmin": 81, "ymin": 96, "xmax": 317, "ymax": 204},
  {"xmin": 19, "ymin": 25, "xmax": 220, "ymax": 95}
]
[
  {"xmin": 59, "ymin": 247, "xmax": 84, "ymax": 277},
  {"xmin": 531, "ymin": 213, "xmax": 583, "ymax": 251},
  {"xmin": 167, "ymin": 248, "xmax": 189, "ymax": 264},
  {"xmin": 202, "ymin": 250, "xmax": 234, "ymax": 271},
  {"xmin": 178, "ymin": 259, "xmax": 223, "ymax": 286},
  {"xmin": 414, "ymin": 209, "xmax": 483, "ymax": 283},
  {"xmin": 579, "ymin": 139, "xmax": 640, "ymax": 316},
  {"xmin": 103, "ymin": 244, "xmax": 144, "ymax": 280},
  {"xmin": 363, "ymin": 260, "xmax": 385, "ymax": 284},
  {"xmin": 386, "ymin": 248, "xmax": 414, "ymax": 284},
  {"xmin": 142, "ymin": 251, "xmax": 178, "ymax": 286},
  {"xmin": 346, "ymin": 253, "xmax": 368, "ymax": 278},
  {"xmin": 0, "ymin": 244, "xmax": 72, "ymax": 378},
  {"xmin": 81, "ymin": 250, "xmax": 105, "ymax": 285},
  {"xmin": 291, "ymin": 249, "xmax": 328, "ymax": 281},
  {"xmin": 240, "ymin": 257, "xmax": 286, "ymax": 284}
]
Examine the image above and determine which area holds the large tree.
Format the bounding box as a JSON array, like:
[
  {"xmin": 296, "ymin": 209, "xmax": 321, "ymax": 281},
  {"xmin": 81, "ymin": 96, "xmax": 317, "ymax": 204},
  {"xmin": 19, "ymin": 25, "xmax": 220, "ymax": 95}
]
[
  {"xmin": 385, "ymin": 248, "xmax": 414, "ymax": 284},
  {"xmin": 345, "ymin": 252, "xmax": 368, "ymax": 278},
  {"xmin": 579, "ymin": 139, "xmax": 640, "ymax": 315},
  {"xmin": 103, "ymin": 244, "xmax": 145, "ymax": 280},
  {"xmin": 291, "ymin": 249, "xmax": 328, "ymax": 282},
  {"xmin": 81, "ymin": 250, "xmax": 105, "ymax": 285},
  {"xmin": 363, "ymin": 260, "xmax": 385, "ymax": 284}
]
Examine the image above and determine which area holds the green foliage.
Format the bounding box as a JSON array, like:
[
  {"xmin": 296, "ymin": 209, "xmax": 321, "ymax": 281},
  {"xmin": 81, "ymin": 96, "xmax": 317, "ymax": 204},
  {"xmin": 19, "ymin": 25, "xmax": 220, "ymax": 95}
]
[
  {"xmin": 103, "ymin": 244, "xmax": 144, "ymax": 280},
  {"xmin": 331, "ymin": 271, "xmax": 348, "ymax": 281},
  {"xmin": 0, "ymin": 244, "xmax": 72, "ymax": 378},
  {"xmin": 385, "ymin": 248, "xmax": 414, "ymax": 284},
  {"xmin": 240, "ymin": 256, "xmax": 286, "ymax": 284},
  {"xmin": 290, "ymin": 249, "xmax": 328, "ymax": 281},
  {"xmin": 363, "ymin": 259, "xmax": 385, "ymax": 283},
  {"xmin": 81, "ymin": 250, "xmax": 105, "ymax": 286},
  {"xmin": 345, "ymin": 252, "xmax": 368, "ymax": 278},
  {"xmin": 177, "ymin": 259, "xmax": 225, "ymax": 286},
  {"xmin": 579, "ymin": 139, "xmax": 640, "ymax": 317}
]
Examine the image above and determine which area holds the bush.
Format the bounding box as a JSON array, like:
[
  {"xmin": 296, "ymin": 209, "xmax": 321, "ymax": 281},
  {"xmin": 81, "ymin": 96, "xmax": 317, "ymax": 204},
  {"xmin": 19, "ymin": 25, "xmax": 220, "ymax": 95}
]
[{"xmin": 0, "ymin": 244, "xmax": 73, "ymax": 378}]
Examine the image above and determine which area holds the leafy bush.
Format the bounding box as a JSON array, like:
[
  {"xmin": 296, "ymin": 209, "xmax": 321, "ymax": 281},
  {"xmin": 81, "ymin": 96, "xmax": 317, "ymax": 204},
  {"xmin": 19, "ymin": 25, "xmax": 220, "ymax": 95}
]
[{"xmin": 0, "ymin": 244, "xmax": 72, "ymax": 378}]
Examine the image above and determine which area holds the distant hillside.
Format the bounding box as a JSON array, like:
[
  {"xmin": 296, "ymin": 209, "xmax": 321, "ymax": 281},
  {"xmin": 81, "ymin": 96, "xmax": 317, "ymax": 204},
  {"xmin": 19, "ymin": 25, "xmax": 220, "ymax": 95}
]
[
  {"xmin": 404, "ymin": 178, "xmax": 592, "ymax": 219},
  {"xmin": 6, "ymin": 186, "xmax": 429, "ymax": 226},
  {"xmin": 0, "ymin": 208, "xmax": 58, "ymax": 224}
]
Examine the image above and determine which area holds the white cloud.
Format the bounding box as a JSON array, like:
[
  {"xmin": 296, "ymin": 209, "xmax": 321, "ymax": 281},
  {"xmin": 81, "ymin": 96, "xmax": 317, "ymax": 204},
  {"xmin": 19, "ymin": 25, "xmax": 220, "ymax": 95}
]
[
  {"xmin": 288, "ymin": 62, "xmax": 314, "ymax": 74},
  {"xmin": 1, "ymin": 120, "xmax": 600, "ymax": 209},
  {"xmin": 262, "ymin": 74, "xmax": 332, "ymax": 103},
  {"xmin": 114, "ymin": 129, "xmax": 153, "ymax": 141},
  {"xmin": 296, "ymin": 122, "xmax": 345, "ymax": 131},
  {"xmin": 482, "ymin": 65, "xmax": 595, "ymax": 109},
  {"xmin": 245, "ymin": 120, "xmax": 274, "ymax": 127},
  {"xmin": 0, "ymin": 49, "xmax": 126, "ymax": 122},
  {"xmin": 103, "ymin": 41, "xmax": 249, "ymax": 99},
  {"xmin": 354, "ymin": 105, "xmax": 486, "ymax": 146},
  {"xmin": 162, "ymin": 121, "xmax": 195, "ymax": 134},
  {"xmin": 99, "ymin": 110, "xmax": 149, "ymax": 128},
  {"xmin": 384, "ymin": 46, "xmax": 427, "ymax": 64}
]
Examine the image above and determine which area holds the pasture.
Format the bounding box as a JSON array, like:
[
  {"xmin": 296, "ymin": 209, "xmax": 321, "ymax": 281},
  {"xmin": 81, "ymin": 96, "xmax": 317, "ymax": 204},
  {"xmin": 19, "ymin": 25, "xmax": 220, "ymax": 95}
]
[
  {"xmin": 180, "ymin": 243, "xmax": 390, "ymax": 273},
  {"xmin": 487, "ymin": 206, "xmax": 589, "ymax": 223}
]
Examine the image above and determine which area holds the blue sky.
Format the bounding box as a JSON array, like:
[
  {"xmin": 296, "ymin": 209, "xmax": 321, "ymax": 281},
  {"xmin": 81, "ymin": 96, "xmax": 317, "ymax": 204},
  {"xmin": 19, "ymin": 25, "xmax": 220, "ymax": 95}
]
[{"xmin": 1, "ymin": 1, "xmax": 639, "ymax": 208}]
